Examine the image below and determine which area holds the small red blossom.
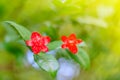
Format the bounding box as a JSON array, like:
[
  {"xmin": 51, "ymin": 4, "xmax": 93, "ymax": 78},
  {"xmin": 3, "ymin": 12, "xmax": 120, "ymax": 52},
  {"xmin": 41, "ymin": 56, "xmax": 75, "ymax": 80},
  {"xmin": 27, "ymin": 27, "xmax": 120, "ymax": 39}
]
[
  {"xmin": 61, "ymin": 34, "xmax": 82, "ymax": 54},
  {"xmin": 26, "ymin": 32, "xmax": 50, "ymax": 54}
]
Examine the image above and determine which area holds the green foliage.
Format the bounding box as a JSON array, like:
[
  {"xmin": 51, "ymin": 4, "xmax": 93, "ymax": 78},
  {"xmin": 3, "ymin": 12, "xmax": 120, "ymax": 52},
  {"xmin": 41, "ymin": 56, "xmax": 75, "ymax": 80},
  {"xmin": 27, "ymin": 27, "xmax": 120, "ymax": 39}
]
[
  {"xmin": 67, "ymin": 48, "xmax": 90, "ymax": 69},
  {"xmin": 47, "ymin": 41, "xmax": 62, "ymax": 50},
  {"xmin": 4, "ymin": 21, "xmax": 31, "ymax": 40},
  {"xmin": 76, "ymin": 48, "xmax": 90, "ymax": 69},
  {"xmin": 3, "ymin": 20, "xmax": 90, "ymax": 78},
  {"xmin": 34, "ymin": 53, "xmax": 59, "ymax": 78}
]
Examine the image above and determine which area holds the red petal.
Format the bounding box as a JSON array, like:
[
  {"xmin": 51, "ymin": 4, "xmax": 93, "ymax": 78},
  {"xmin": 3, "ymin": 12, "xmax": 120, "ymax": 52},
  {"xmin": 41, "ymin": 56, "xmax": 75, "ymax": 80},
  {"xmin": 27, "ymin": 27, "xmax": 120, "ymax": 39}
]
[
  {"xmin": 61, "ymin": 36, "xmax": 68, "ymax": 42},
  {"xmin": 76, "ymin": 39, "xmax": 82, "ymax": 44},
  {"xmin": 26, "ymin": 40, "xmax": 32, "ymax": 46},
  {"xmin": 32, "ymin": 45, "xmax": 41, "ymax": 54},
  {"xmin": 31, "ymin": 32, "xmax": 41, "ymax": 40},
  {"xmin": 43, "ymin": 36, "xmax": 51, "ymax": 45},
  {"xmin": 69, "ymin": 34, "xmax": 76, "ymax": 40},
  {"xmin": 61, "ymin": 44, "xmax": 67, "ymax": 48},
  {"xmin": 41, "ymin": 45, "xmax": 48, "ymax": 52},
  {"xmin": 68, "ymin": 44, "xmax": 78, "ymax": 54}
]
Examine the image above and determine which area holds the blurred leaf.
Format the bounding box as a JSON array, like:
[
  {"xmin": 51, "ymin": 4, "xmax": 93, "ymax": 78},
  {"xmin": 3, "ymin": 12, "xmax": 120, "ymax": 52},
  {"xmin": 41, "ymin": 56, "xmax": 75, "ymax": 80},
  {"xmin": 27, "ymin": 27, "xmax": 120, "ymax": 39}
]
[
  {"xmin": 47, "ymin": 41, "xmax": 62, "ymax": 50},
  {"xmin": 77, "ymin": 16, "xmax": 108, "ymax": 28},
  {"xmin": 78, "ymin": 41, "xmax": 87, "ymax": 47},
  {"xmin": 3, "ymin": 21, "xmax": 31, "ymax": 40},
  {"xmin": 0, "ymin": 4, "xmax": 5, "ymax": 19},
  {"xmin": 3, "ymin": 42, "xmax": 24, "ymax": 55},
  {"xmin": 39, "ymin": 25, "xmax": 58, "ymax": 41},
  {"xmin": 34, "ymin": 53, "xmax": 59, "ymax": 77},
  {"xmin": 67, "ymin": 48, "xmax": 90, "ymax": 69}
]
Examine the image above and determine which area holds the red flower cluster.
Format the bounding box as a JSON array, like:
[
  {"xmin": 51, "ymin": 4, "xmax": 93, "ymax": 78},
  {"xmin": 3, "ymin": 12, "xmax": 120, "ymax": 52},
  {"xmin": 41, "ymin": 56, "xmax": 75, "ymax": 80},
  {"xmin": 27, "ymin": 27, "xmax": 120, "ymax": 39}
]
[
  {"xmin": 26, "ymin": 32, "xmax": 50, "ymax": 54},
  {"xmin": 26, "ymin": 32, "xmax": 82, "ymax": 54},
  {"xmin": 61, "ymin": 34, "xmax": 82, "ymax": 54}
]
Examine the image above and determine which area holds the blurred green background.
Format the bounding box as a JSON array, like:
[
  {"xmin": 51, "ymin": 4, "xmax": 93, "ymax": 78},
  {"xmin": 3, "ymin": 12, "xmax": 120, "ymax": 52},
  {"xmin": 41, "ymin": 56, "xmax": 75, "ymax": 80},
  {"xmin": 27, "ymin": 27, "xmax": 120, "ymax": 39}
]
[{"xmin": 0, "ymin": 0, "xmax": 120, "ymax": 80}]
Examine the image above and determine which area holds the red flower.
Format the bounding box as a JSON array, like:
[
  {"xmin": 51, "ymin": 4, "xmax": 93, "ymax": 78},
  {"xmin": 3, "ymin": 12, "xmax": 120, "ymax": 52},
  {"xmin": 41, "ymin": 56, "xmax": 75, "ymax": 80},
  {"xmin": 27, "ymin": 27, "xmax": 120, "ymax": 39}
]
[
  {"xmin": 26, "ymin": 32, "xmax": 50, "ymax": 54},
  {"xmin": 61, "ymin": 34, "xmax": 82, "ymax": 54}
]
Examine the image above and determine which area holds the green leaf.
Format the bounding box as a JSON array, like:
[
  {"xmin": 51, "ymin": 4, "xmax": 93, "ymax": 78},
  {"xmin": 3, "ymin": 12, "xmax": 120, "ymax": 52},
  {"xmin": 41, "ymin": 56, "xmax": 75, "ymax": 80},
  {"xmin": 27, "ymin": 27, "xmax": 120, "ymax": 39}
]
[
  {"xmin": 34, "ymin": 53, "xmax": 59, "ymax": 77},
  {"xmin": 3, "ymin": 21, "xmax": 31, "ymax": 40},
  {"xmin": 78, "ymin": 41, "xmax": 87, "ymax": 47},
  {"xmin": 47, "ymin": 41, "xmax": 62, "ymax": 50},
  {"xmin": 67, "ymin": 48, "xmax": 90, "ymax": 69},
  {"xmin": 77, "ymin": 48, "xmax": 90, "ymax": 69}
]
